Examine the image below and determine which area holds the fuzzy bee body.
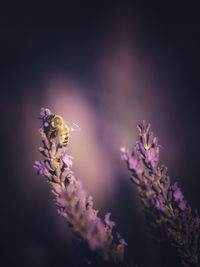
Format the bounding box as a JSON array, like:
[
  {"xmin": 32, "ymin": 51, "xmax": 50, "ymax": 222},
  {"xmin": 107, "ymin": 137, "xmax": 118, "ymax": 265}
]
[
  {"xmin": 59, "ymin": 124, "xmax": 69, "ymax": 146},
  {"xmin": 47, "ymin": 114, "xmax": 80, "ymax": 147}
]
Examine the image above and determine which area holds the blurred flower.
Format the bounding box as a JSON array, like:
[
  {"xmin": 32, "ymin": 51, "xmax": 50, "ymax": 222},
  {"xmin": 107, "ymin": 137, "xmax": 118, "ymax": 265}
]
[
  {"xmin": 128, "ymin": 157, "xmax": 142, "ymax": 174},
  {"xmin": 104, "ymin": 213, "xmax": 116, "ymax": 229},
  {"xmin": 120, "ymin": 147, "xmax": 129, "ymax": 161},
  {"xmin": 145, "ymin": 147, "xmax": 159, "ymax": 167},
  {"xmin": 154, "ymin": 195, "xmax": 164, "ymax": 210},
  {"xmin": 135, "ymin": 142, "xmax": 143, "ymax": 157},
  {"xmin": 121, "ymin": 120, "xmax": 200, "ymax": 266},
  {"xmin": 172, "ymin": 184, "xmax": 187, "ymax": 211},
  {"xmin": 173, "ymin": 187, "xmax": 184, "ymax": 202},
  {"xmin": 178, "ymin": 200, "xmax": 187, "ymax": 211},
  {"xmin": 117, "ymin": 232, "xmax": 128, "ymax": 246},
  {"xmin": 88, "ymin": 236, "xmax": 102, "ymax": 251},
  {"xmin": 61, "ymin": 148, "xmax": 73, "ymax": 168},
  {"xmin": 33, "ymin": 161, "xmax": 49, "ymax": 176}
]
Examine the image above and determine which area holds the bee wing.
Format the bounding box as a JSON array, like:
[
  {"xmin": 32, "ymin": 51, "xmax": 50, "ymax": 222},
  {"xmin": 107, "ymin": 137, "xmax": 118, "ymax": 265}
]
[{"xmin": 65, "ymin": 121, "xmax": 81, "ymax": 132}]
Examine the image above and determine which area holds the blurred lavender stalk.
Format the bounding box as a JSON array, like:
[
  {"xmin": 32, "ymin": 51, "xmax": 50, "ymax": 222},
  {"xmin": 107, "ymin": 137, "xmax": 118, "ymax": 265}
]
[
  {"xmin": 33, "ymin": 108, "xmax": 127, "ymax": 264},
  {"xmin": 121, "ymin": 121, "xmax": 200, "ymax": 266}
]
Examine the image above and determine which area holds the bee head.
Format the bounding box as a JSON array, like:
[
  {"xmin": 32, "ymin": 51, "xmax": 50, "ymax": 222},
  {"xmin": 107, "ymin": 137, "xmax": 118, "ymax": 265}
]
[{"xmin": 48, "ymin": 115, "xmax": 63, "ymax": 128}]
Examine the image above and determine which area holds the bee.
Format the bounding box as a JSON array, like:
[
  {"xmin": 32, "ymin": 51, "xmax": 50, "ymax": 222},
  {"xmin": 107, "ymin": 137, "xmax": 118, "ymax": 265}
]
[{"xmin": 47, "ymin": 114, "xmax": 80, "ymax": 146}]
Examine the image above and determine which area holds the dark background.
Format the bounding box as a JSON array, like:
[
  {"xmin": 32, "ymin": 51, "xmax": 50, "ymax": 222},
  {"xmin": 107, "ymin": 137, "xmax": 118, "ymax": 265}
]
[{"xmin": 1, "ymin": 2, "xmax": 200, "ymax": 267}]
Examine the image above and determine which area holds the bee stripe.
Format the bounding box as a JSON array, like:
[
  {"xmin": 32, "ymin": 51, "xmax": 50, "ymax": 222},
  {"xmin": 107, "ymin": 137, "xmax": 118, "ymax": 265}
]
[{"xmin": 62, "ymin": 133, "xmax": 69, "ymax": 146}]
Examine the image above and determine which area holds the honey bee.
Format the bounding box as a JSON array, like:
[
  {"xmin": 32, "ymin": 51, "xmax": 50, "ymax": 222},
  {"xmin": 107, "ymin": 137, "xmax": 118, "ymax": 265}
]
[{"xmin": 47, "ymin": 114, "xmax": 80, "ymax": 146}]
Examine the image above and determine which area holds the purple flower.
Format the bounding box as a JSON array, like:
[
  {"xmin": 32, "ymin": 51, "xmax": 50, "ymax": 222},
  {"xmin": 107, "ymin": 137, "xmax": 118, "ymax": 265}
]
[
  {"xmin": 33, "ymin": 161, "xmax": 49, "ymax": 176},
  {"xmin": 61, "ymin": 148, "xmax": 73, "ymax": 168},
  {"xmin": 89, "ymin": 221, "xmax": 106, "ymax": 250},
  {"xmin": 117, "ymin": 233, "xmax": 128, "ymax": 246},
  {"xmin": 88, "ymin": 237, "xmax": 101, "ymax": 251},
  {"xmin": 104, "ymin": 213, "xmax": 116, "ymax": 229},
  {"xmin": 120, "ymin": 147, "xmax": 129, "ymax": 161},
  {"xmin": 172, "ymin": 181, "xmax": 178, "ymax": 191},
  {"xmin": 38, "ymin": 108, "xmax": 52, "ymax": 127},
  {"xmin": 135, "ymin": 141, "xmax": 143, "ymax": 157},
  {"xmin": 173, "ymin": 188, "xmax": 184, "ymax": 202},
  {"xmin": 121, "ymin": 120, "xmax": 200, "ymax": 266},
  {"xmin": 128, "ymin": 157, "xmax": 142, "ymax": 173},
  {"xmin": 87, "ymin": 196, "xmax": 94, "ymax": 209},
  {"xmin": 173, "ymin": 187, "xmax": 187, "ymax": 210},
  {"xmin": 34, "ymin": 108, "xmax": 127, "ymax": 263},
  {"xmin": 178, "ymin": 200, "xmax": 187, "ymax": 211},
  {"xmin": 136, "ymin": 120, "xmax": 150, "ymax": 134},
  {"xmin": 153, "ymin": 137, "xmax": 158, "ymax": 145},
  {"xmin": 155, "ymin": 195, "xmax": 164, "ymax": 210},
  {"xmin": 145, "ymin": 147, "xmax": 159, "ymax": 167}
]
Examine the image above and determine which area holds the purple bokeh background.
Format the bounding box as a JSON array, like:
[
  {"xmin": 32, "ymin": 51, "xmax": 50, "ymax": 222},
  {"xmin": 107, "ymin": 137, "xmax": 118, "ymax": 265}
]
[{"xmin": 1, "ymin": 2, "xmax": 200, "ymax": 266}]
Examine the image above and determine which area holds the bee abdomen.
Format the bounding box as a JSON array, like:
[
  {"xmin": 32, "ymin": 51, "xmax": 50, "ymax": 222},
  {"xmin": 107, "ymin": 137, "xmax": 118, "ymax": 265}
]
[
  {"xmin": 60, "ymin": 126, "xmax": 69, "ymax": 146},
  {"xmin": 62, "ymin": 135, "xmax": 69, "ymax": 146}
]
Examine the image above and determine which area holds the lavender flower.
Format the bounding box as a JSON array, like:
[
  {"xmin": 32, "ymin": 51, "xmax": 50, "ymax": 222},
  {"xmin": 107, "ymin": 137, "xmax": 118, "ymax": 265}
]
[
  {"xmin": 128, "ymin": 157, "xmax": 142, "ymax": 173},
  {"xmin": 38, "ymin": 107, "xmax": 52, "ymax": 127},
  {"xmin": 61, "ymin": 148, "xmax": 73, "ymax": 168},
  {"xmin": 33, "ymin": 161, "xmax": 49, "ymax": 176},
  {"xmin": 33, "ymin": 108, "xmax": 127, "ymax": 264},
  {"xmin": 121, "ymin": 120, "xmax": 200, "ymax": 266},
  {"xmin": 145, "ymin": 147, "xmax": 159, "ymax": 167},
  {"xmin": 173, "ymin": 187, "xmax": 184, "ymax": 202},
  {"xmin": 154, "ymin": 195, "xmax": 165, "ymax": 211},
  {"xmin": 104, "ymin": 213, "xmax": 116, "ymax": 229}
]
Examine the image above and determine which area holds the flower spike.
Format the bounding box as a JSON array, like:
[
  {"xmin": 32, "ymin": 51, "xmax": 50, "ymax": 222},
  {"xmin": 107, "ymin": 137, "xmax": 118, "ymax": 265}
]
[
  {"xmin": 33, "ymin": 108, "xmax": 127, "ymax": 264},
  {"xmin": 121, "ymin": 121, "xmax": 200, "ymax": 266}
]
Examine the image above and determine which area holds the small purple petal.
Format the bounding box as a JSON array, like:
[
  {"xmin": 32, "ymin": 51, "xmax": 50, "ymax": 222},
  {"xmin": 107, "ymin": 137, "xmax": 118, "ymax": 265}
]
[
  {"xmin": 45, "ymin": 108, "xmax": 51, "ymax": 116},
  {"xmin": 88, "ymin": 237, "xmax": 101, "ymax": 251},
  {"xmin": 178, "ymin": 200, "xmax": 187, "ymax": 211},
  {"xmin": 120, "ymin": 147, "xmax": 129, "ymax": 161},
  {"xmin": 135, "ymin": 142, "xmax": 143, "ymax": 157},
  {"xmin": 145, "ymin": 147, "xmax": 159, "ymax": 167},
  {"xmin": 153, "ymin": 137, "xmax": 158, "ymax": 145},
  {"xmin": 128, "ymin": 157, "xmax": 142, "ymax": 173},
  {"xmin": 173, "ymin": 188, "xmax": 184, "ymax": 202},
  {"xmin": 38, "ymin": 107, "xmax": 52, "ymax": 127},
  {"xmin": 87, "ymin": 196, "xmax": 94, "ymax": 209},
  {"xmin": 104, "ymin": 213, "xmax": 116, "ymax": 229},
  {"xmin": 61, "ymin": 148, "xmax": 73, "ymax": 168},
  {"xmin": 33, "ymin": 161, "xmax": 49, "ymax": 176},
  {"xmin": 117, "ymin": 233, "xmax": 128, "ymax": 246},
  {"xmin": 155, "ymin": 195, "xmax": 164, "ymax": 210},
  {"xmin": 120, "ymin": 147, "xmax": 126, "ymax": 153}
]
